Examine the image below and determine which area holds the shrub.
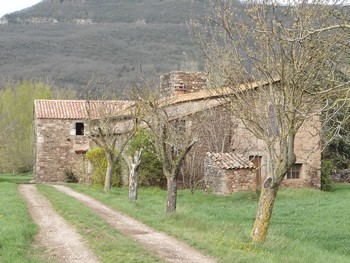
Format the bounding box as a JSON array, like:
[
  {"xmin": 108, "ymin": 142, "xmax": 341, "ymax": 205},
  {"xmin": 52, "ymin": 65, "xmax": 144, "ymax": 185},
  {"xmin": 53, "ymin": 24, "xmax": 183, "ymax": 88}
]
[
  {"xmin": 64, "ymin": 168, "xmax": 78, "ymax": 183},
  {"xmin": 321, "ymin": 160, "xmax": 334, "ymax": 191},
  {"xmin": 86, "ymin": 148, "xmax": 122, "ymax": 187},
  {"xmin": 125, "ymin": 129, "xmax": 165, "ymax": 188}
]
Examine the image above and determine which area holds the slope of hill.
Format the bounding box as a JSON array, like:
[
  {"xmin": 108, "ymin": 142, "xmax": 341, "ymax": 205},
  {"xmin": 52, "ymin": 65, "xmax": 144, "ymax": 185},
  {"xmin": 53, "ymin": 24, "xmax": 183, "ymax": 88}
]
[{"xmin": 0, "ymin": 0, "xmax": 207, "ymax": 96}]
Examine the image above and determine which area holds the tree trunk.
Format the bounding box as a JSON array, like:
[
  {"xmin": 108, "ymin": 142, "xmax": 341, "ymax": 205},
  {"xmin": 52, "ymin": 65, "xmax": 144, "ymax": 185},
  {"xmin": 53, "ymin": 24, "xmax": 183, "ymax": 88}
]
[
  {"xmin": 123, "ymin": 148, "xmax": 143, "ymax": 201},
  {"xmin": 166, "ymin": 175, "xmax": 177, "ymax": 213},
  {"xmin": 104, "ymin": 155, "xmax": 114, "ymax": 192},
  {"xmin": 128, "ymin": 163, "xmax": 139, "ymax": 200},
  {"xmin": 251, "ymin": 186, "xmax": 278, "ymax": 243}
]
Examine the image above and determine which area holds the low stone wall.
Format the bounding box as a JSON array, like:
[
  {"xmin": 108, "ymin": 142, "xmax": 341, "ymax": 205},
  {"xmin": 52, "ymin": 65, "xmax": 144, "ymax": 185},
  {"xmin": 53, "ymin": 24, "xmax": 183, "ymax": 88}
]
[{"xmin": 331, "ymin": 169, "xmax": 350, "ymax": 183}]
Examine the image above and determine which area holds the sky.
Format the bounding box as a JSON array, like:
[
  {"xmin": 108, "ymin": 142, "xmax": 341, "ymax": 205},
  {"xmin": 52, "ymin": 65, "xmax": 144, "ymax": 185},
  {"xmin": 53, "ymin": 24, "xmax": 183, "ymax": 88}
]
[{"xmin": 0, "ymin": 0, "xmax": 42, "ymax": 18}]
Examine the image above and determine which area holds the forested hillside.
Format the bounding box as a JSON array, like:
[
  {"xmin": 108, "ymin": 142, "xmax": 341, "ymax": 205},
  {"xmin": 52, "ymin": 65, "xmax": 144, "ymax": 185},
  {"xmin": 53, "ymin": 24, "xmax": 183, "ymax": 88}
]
[{"xmin": 0, "ymin": 0, "xmax": 208, "ymax": 96}]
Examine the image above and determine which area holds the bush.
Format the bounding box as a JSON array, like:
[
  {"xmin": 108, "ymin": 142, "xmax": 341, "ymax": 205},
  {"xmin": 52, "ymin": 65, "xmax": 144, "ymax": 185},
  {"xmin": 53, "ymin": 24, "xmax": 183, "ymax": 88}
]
[
  {"xmin": 64, "ymin": 168, "xmax": 78, "ymax": 183},
  {"xmin": 86, "ymin": 148, "xmax": 122, "ymax": 187},
  {"xmin": 125, "ymin": 129, "xmax": 165, "ymax": 188},
  {"xmin": 321, "ymin": 160, "xmax": 334, "ymax": 191}
]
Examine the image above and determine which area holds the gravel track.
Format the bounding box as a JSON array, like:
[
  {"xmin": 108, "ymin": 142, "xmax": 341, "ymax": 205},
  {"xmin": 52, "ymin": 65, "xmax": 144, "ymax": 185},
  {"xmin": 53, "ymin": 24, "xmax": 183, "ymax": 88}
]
[
  {"xmin": 19, "ymin": 184, "xmax": 100, "ymax": 263},
  {"xmin": 53, "ymin": 184, "xmax": 216, "ymax": 263}
]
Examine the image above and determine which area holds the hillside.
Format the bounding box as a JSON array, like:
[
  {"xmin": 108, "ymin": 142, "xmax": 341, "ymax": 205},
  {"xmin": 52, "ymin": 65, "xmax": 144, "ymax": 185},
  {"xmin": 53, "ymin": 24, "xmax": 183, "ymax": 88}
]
[{"xmin": 0, "ymin": 0, "xmax": 208, "ymax": 96}]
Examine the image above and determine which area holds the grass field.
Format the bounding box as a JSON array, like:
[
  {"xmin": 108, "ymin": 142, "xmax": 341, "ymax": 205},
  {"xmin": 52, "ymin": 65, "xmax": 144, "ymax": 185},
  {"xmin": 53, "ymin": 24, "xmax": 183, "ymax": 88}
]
[
  {"xmin": 1, "ymin": 173, "xmax": 350, "ymax": 262},
  {"xmin": 0, "ymin": 174, "xmax": 48, "ymax": 263},
  {"xmin": 67, "ymin": 184, "xmax": 350, "ymax": 263}
]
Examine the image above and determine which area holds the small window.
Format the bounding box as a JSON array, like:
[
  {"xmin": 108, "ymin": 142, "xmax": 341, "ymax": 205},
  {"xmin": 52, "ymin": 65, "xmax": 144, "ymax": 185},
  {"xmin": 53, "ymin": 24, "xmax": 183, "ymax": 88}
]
[
  {"xmin": 76, "ymin": 122, "xmax": 84, "ymax": 136},
  {"xmin": 286, "ymin": 164, "xmax": 302, "ymax": 179}
]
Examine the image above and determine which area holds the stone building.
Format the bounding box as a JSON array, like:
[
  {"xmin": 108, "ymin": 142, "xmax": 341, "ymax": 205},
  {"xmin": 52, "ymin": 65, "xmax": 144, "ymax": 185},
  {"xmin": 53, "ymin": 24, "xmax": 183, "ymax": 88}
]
[
  {"xmin": 34, "ymin": 100, "xmax": 90, "ymax": 182},
  {"xmin": 158, "ymin": 71, "xmax": 321, "ymax": 191},
  {"xmin": 33, "ymin": 71, "xmax": 321, "ymax": 191},
  {"xmin": 34, "ymin": 100, "xmax": 131, "ymax": 182},
  {"xmin": 204, "ymin": 152, "xmax": 256, "ymax": 194}
]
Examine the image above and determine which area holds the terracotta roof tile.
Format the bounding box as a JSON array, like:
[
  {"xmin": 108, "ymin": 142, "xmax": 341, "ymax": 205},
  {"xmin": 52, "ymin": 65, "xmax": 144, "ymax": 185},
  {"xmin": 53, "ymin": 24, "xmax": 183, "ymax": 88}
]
[
  {"xmin": 206, "ymin": 152, "xmax": 254, "ymax": 169},
  {"xmin": 34, "ymin": 100, "xmax": 135, "ymax": 120}
]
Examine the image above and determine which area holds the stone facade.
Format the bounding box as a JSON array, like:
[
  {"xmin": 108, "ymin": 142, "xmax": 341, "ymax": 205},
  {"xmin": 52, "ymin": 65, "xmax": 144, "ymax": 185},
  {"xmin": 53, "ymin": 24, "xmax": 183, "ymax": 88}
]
[
  {"xmin": 160, "ymin": 71, "xmax": 209, "ymax": 97},
  {"xmin": 201, "ymin": 117, "xmax": 321, "ymax": 193},
  {"xmin": 228, "ymin": 115, "xmax": 321, "ymax": 189},
  {"xmin": 33, "ymin": 99, "xmax": 132, "ymax": 183},
  {"xmin": 34, "ymin": 118, "xmax": 89, "ymax": 182}
]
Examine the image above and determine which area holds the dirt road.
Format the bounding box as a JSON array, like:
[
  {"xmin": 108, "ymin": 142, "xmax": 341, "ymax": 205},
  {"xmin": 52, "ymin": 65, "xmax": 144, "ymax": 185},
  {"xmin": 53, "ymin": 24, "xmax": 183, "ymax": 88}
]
[
  {"xmin": 19, "ymin": 184, "xmax": 100, "ymax": 263},
  {"xmin": 53, "ymin": 185, "xmax": 216, "ymax": 263},
  {"xmin": 20, "ymin": 184, "xmax": 216, "ymax": 263}
]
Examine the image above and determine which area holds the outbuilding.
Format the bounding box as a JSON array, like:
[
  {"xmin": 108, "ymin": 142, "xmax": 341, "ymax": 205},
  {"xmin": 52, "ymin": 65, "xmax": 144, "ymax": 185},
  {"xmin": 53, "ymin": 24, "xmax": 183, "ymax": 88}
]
[{"xmin": 204, "ymin": 152, "xmax": 256, "ymax": 194}]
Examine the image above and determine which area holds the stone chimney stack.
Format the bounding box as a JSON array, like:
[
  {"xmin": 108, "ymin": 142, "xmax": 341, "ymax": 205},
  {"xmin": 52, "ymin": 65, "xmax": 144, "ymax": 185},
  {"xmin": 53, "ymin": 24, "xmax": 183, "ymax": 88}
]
[{"xmin": 160, "ymin": 71, "xmax": 209, "ymax": 97}]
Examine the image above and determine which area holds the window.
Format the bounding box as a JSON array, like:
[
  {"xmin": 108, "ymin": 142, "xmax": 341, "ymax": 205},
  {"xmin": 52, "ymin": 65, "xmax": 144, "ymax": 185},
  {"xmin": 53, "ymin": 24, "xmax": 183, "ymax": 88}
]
[
  {"xmin": 286, "ymin": 164, "xmax": 302, "ymax": 179},
  {"xmin": 75, "ymin": 122, "xmax": 84, "ymax": 136}
]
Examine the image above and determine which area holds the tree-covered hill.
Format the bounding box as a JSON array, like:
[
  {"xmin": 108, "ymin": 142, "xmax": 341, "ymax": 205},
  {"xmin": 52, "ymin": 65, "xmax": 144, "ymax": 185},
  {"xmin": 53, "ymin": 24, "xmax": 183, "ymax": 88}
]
[{"xmin": 0, "ymin": 0, "xmax": 208, "ymax": 96}]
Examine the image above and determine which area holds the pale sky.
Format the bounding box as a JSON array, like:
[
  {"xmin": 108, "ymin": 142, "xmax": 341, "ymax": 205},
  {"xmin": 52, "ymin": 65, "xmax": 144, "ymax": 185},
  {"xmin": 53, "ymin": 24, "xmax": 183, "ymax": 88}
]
[{"xmin": 0, "ymin": 0, "xmax": 42, "ymax": 18}]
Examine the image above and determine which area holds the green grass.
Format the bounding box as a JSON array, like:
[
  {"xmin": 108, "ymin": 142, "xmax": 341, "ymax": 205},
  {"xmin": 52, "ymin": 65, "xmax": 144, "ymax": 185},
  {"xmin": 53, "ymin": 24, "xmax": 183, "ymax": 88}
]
[
  {"xmin": 67, "ymin": 184, "xmax": 350, "ymax": 263},
  {"xmin": 37, "ymin": 185, "xmax": 165, "ymax": 263},
  {"xmin": 0, "ymin": 173, "xmax": 34, "ymax": 183},
  {"xmin": 4, "ymin": 171, "xmax": 348, "ymax": 262},
  {"xmin": 0, "ymin": 174, "xmax": 48, "ymax": 263}
]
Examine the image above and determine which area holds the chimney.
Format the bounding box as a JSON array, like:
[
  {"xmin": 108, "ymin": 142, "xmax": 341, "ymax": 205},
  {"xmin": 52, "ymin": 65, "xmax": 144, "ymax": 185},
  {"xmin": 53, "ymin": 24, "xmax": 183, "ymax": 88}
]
[{"xmin": 160, "ymin": 71, "xmax": 208, "ymax": 97}]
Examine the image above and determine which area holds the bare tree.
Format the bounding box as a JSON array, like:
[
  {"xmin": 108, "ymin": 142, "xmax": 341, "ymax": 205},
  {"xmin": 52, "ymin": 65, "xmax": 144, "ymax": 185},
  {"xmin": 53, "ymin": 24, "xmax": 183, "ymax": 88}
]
[
  {"xmin": 84, "ymin": 99, "xmax": 139, "ymax": 191},
  {"xmin": 140, "ymin": 97, "xmax": 198, "ymax": 213},
  {"xmin": 82, "ymin": 78, "xmax": 141, "ymax": 192},
  {"xmin": 193, "ymin": 0, "xmax": 350, "ymax": 242}
]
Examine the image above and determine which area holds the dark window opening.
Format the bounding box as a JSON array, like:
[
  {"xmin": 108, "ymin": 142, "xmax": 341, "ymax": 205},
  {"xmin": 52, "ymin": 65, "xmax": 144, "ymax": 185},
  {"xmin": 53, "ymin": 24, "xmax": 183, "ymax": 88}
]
[
  {"xmin": 286, "ymin": 164, "xmax": 302, "ymax": 179},
  {"xmin": 76, "ymin": 122, "xmax": 84, "ymax": 136}
]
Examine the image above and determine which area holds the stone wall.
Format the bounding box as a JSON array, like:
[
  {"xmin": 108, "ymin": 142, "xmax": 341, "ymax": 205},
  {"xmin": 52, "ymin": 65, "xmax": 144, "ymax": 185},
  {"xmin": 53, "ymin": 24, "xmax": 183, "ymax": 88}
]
[
  {"xmin": 35, "ymin": 118, "xmax": 89, "ymax": 182},
  {"xmin": 226, "ymin": 169, "xmax": 256, "ymax": 193},
  {"xmin": 204, "ymin": 156, "xmax": 226, "ymax": 194},
  {"xmin": 331, "ymin": 169, "xmax": 350, "ymax": 183},
  {"xmin": 160, "ymin": 71, "xmax": 209, "ymax": 97},
  {"xmin": 204, "ymin": 156, "xmax": 256, "ymax": 194}
]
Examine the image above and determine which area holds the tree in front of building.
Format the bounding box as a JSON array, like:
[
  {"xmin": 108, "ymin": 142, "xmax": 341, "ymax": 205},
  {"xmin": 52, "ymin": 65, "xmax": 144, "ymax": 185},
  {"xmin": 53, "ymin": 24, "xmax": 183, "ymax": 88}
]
[
  {"xmin": 140, "ymin": 97, "xmax": 198, "ymax": 213},
  {"xmin": 193, "ymin": 0, "xmax": 349, "ymax": 242}
]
